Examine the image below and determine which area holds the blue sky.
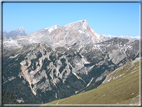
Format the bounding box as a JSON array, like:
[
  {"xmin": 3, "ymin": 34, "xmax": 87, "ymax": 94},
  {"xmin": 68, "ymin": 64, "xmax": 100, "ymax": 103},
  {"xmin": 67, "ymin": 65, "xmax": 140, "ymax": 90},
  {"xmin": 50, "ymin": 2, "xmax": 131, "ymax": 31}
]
[{"xmin": 3, "ymin": 3, "xmax": 140, "ymax": 38}]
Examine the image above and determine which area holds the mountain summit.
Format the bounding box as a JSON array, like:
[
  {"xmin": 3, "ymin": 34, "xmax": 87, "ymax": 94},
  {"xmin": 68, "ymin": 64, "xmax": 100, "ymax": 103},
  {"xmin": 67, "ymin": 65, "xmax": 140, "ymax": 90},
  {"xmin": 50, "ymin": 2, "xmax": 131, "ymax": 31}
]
[
  {"xmin": 51, "ymin": 20, "xmax": 108, "ymax": 47},
  {"xmin": 3, "ymin": 20, "xmax": 108, "ymax": 51},
  {"xmin": 3, "ymin": 20, "xmax": 139, "ymax": 104},
  {"xmin": 3, "ymin": 27, "xmax": 25, "ymax": 37}
]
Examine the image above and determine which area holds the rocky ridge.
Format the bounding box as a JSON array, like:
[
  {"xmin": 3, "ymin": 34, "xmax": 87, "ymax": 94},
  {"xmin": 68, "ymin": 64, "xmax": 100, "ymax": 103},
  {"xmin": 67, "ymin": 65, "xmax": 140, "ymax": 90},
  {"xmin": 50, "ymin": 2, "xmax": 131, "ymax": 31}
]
[
  {"xmin": 2, "ymin": 20, "xmax": 140, "ymax": 104},
  {"xmin": 3, "ymin": 20, "xmax": 108, "ymax": 51},
  {"xmin": 3, "ymin": 27, "xmax": 25, "ymax": 37},
  {"xmin": 46, "ymin": 57, "xmax": 140, "ymax": 105}
]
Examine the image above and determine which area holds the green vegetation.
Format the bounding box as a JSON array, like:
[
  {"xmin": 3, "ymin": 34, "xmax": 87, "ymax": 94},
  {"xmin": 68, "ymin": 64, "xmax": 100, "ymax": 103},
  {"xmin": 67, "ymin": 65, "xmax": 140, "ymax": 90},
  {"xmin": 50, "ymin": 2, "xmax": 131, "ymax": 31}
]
[
  {"xmin": 43, "ymin": 60, "xmax": 139, "ymax": 105},
  {"xmin": 3, "ymin": 51, "xmax": 42, "ymax": 104},
  {"xmin": 3, "ymin": 90, "xmax": 18, "ymax": 104},
  {"xmin": 2, "ymin": 90, "xmax": 29, "ymax": 104},
  {"xmin": 3, "ymin": 77, "xmax": 42, "ymax": 104}
]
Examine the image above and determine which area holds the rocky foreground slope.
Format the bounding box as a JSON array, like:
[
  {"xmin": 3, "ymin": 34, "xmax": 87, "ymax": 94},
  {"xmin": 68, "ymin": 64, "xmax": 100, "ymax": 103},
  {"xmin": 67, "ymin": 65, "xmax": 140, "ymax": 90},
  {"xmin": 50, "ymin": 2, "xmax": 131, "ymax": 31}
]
[
  {"xmin": 46, "ymin": 57, "xmax": 140, "ymax": 105},
  {"xmin": 2, "ymin": 20, "xmax": 140, "ymax": 104}
]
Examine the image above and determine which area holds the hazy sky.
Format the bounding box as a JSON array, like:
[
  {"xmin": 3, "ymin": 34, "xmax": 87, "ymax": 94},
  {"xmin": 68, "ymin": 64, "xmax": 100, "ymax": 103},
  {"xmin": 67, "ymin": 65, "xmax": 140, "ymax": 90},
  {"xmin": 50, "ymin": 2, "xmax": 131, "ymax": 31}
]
[{"xmin": 3, "ymin": 2, "xmax": 140, "ymax": 37}]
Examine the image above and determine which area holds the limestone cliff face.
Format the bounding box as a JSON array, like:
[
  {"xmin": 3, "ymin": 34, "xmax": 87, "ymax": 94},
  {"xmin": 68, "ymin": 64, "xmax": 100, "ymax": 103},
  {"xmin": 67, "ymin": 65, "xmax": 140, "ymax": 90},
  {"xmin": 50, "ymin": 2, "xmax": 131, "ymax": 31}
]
[
  {"xmin": 2, "ymin": 20, "xmax": 139, "ymax": 104},
  {"xmin": 3, "ymin": 36, "xmax": 139, "ymax": 103},
  {"xmin": 3, "ymin": 20, "xmax": 108, "ymax": 51}
]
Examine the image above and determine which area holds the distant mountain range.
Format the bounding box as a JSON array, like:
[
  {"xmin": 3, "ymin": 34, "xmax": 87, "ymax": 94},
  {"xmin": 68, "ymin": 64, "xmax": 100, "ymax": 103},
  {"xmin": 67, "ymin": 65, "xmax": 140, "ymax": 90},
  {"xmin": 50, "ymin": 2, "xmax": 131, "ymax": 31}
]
[
  {"xmin": 103, "ymin": 34, "xmax": 140, "ymax": 40},
  {"xmin": 2, "ymin": 20, "xmax": 140, "ymax": 104},
  {"xmin": 3, "ymin": 27, "xmax": 25, "ymax": 37}
]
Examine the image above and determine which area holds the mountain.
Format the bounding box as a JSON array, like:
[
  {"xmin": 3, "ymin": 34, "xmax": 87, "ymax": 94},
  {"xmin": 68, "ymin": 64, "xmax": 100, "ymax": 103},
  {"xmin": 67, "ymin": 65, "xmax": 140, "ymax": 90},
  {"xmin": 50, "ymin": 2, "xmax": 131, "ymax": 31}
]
[
  {"xmin": 3, "ymin": 27, "xmax": 25, "ymax": 37},
  {"xmin": 103, "ymin": 34, "xmax": 140, "ymax": 40},
  {"xmin": 46, "ymin": 57, "xmax": 140, "ymax": 105},
  {"xmin": 3, "ymin": 20, "xmax": 108, "ymax": 51},
  {"xmin": 2, "ymin": 20, "xmax": 140, "ymax": 104}
]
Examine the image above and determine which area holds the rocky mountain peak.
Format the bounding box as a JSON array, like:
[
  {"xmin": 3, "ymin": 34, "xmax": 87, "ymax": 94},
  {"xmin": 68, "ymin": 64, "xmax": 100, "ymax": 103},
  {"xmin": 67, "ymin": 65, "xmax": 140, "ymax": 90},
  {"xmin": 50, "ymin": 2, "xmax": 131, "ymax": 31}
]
[
  {"xmin": 3, "ymin": 20, "xmax": 110, "ymax": 51},
  {"xmin": 63, "ymin": 20, "xmax": 89, "ymax": 30},
  {"xmin": 3, "ymin": 27, "xmax": 25, "ymax": 37},
  {"xmin": 17, "ymin": 27, "xmax": 24, "ymax": 31},
  {"xmin": 3, "ymin": 20, "xmax": 139, "ymax": 104},
  {"xmin": 40, "ymin": 25, "xmax": 60, "ymax": 32}
]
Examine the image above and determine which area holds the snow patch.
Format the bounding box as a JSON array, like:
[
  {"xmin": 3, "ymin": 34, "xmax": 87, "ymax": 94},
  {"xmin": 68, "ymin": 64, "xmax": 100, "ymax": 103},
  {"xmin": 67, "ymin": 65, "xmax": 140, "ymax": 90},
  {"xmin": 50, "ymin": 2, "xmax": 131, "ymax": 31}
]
[
  {"xmin": 8, "ymin": 76, "xmax": 16, "ymax": 81},
  {"xmin": 79, "ymin": 30, "xmax": 84, "ymax": 34},
  {"xmin": 112, "ymin": 73, "xmax": 125, "ymax": 80},
  {"xmin": 102, "ymin": 34, "xmax": 140, "ymax": 40},
  {"xmin": 86, "ymin": 77, "xmax": 94, "ymax": 87},
  {"xmin": 48, "ymin": 25, "xmax": 59, "ymax": 33},
  {"xmin": 55, "ymin": 93, "xmax": 57, "ymax": 98},
  {"xmin": 9, "ymin": 53, "xmax": 19, "ymax": 59},
  {"xmin": 82, "ymin": 20, "xmax": 88, "ymax": 29},
  {"xmin": 72, "ymin": 72, "xmax": 85, "ymax": 83},
  {"xmin": 16, "ymin": 98, "xmax": 24, "ymax": 103}
]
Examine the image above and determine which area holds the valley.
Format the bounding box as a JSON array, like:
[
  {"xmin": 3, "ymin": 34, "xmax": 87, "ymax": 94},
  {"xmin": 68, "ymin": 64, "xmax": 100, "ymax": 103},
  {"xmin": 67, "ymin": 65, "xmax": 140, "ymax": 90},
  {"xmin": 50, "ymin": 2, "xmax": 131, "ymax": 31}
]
[
  {"xmin": 45, "ymin": 58, "xmax": 140, "ymax": 105},
  {"xmin": 2, "ymin": 20, "xmax": 140, "ymax": 104}
]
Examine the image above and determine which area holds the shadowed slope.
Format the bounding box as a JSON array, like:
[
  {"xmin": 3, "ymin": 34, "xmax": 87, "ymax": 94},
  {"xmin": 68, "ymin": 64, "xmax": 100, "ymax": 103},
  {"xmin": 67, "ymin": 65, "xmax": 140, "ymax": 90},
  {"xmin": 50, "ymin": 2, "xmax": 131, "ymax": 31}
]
[{"xmin": 45, "ymin": 58, "xmax": 140, "ymax": 105}]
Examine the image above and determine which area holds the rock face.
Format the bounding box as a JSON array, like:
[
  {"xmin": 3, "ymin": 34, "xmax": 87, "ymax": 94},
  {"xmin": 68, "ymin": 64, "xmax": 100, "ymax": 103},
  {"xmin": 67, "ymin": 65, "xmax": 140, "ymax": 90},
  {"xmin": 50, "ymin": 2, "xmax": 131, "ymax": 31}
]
[
  {"xmin": 46, "ymin": 57, "xmax": 139, "ymax": 104},
  {"xmin": 3, "ymin": 20, "xmax": 140, "ymax": 104},
  {"xmin": 102, "ymin": 57, "xmax": 140, "ymax": 85},
  {"xmin": 3, "ymin": 20, "xmax": 108, "ymax": 51},
  {"xmin": 3, "ymin": 27, "xmax": 25, "ymax": 37}
]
